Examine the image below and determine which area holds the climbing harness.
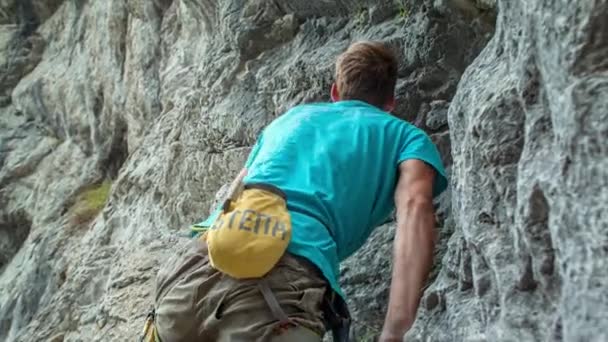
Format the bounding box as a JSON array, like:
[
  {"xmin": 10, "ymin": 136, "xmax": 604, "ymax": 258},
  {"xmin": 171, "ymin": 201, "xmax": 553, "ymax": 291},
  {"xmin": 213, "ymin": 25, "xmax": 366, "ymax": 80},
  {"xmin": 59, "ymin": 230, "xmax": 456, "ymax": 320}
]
[
  {"xmin": 142, "ymin": 168, "xmax": 351, "ymax": 341},
  {"xmin": 258, "ymin": 278, "xmax": 298, "ymax": 334}
]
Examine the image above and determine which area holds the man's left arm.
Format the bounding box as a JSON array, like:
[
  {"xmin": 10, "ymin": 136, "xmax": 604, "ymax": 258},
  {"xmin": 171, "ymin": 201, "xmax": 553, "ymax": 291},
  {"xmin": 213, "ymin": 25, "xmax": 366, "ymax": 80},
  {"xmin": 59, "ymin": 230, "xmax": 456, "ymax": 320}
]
[{"xmin": 380, "ymin": 159, "xmax": 437, "ymax": 341}]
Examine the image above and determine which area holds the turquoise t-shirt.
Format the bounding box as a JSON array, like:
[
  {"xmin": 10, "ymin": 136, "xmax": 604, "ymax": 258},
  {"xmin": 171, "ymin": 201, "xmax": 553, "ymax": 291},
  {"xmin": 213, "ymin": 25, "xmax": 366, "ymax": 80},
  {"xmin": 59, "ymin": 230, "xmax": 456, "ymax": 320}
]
[{"xmin": 198, "ymin": 100, "xmax": 447, "ymax": 298}]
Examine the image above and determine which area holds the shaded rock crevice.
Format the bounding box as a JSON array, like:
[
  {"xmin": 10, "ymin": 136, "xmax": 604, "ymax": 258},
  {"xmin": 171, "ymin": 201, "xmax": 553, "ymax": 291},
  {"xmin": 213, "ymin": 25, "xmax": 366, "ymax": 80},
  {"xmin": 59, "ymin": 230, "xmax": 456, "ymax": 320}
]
[{"xmin": 0, "ymin": 210, "xmax": 32, "ymax": 273}]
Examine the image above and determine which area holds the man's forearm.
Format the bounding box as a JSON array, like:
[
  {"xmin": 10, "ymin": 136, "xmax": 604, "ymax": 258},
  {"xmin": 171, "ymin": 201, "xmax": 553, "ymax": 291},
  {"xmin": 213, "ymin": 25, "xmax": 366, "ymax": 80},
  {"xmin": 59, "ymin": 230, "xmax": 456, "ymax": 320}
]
[{"xmin": 384, "ymin": 199, "xmax": 436, "ymax": 334}]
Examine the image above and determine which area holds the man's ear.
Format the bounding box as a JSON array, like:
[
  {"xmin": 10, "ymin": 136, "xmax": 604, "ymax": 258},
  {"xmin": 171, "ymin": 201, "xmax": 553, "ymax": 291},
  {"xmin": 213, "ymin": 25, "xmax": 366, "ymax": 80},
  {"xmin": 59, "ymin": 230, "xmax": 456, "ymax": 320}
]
[
  {"xmin": 330, "ymin": 83, "xmax": 340, "ymax": 102},
  {"xmin": 383, "ymin": 96, "xmax": 396, "ymax": 112}
]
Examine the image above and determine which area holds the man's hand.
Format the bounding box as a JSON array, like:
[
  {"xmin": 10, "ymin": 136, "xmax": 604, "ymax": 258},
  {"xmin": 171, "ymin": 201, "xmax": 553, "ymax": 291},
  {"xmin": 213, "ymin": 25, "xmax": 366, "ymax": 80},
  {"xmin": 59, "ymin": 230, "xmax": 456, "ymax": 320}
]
[{"xmin": 381, "ymin": 159, "xmax": 437, "ymax": 339}]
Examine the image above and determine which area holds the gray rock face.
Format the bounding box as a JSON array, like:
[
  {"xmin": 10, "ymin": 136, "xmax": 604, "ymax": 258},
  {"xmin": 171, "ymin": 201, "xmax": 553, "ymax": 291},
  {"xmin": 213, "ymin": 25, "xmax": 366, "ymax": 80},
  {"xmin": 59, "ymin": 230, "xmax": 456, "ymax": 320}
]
[
  {"xmin": 0, "ymin": 1, "xmax": 492, "ymax": 340},
  {"xmin": 406, "ymin": 1, "xmax": 608, "ymax": 341},
  {"xmin": 0, "ymin": 1, "xmax": 605, "ymax": 342}
]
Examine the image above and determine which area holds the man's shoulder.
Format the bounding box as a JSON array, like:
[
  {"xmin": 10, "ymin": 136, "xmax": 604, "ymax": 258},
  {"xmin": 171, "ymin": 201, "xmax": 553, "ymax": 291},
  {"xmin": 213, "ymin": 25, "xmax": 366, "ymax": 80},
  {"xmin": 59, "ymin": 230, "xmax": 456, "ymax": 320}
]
[
  {"xmin": 401, "ymin": 121, "xmax": 428, "ymax": 137},
  {"xmin": 285, "ymin": 102, "xmax": 334, "ymax": 115},
  {"xmin": 275, "ymin": 101, "xmax": 423, "ymax": 135},
  {"xmin": 367, "ymin": 113, "xmax": 422, "ymax": 141}
]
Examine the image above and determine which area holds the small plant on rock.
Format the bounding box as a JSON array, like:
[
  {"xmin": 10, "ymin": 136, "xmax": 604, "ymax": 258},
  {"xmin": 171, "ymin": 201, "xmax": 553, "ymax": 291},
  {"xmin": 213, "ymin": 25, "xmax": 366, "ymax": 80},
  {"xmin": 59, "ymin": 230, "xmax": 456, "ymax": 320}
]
[
  {"xmin": 355, "ymin": 7, "xmax": 369, "ymax": 29},
  {"xmin": 395, "ymin": 0, "xmax": 410, "ymax": 20},
  {"xmin": 69, "ymin": 180, "xmax": 111, "ymax": 225}
]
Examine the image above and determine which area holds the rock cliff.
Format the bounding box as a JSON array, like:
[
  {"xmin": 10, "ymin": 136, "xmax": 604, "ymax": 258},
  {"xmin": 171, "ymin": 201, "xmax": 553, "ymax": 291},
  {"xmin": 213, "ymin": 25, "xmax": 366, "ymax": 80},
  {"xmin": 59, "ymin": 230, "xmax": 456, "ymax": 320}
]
[
  {"xmin": 0, "ymin": 0, "xmax": 605, "ymax": 341},
  {"xmin": 406, "ymin": 1, "xmax": 608, "ymax": 341}
]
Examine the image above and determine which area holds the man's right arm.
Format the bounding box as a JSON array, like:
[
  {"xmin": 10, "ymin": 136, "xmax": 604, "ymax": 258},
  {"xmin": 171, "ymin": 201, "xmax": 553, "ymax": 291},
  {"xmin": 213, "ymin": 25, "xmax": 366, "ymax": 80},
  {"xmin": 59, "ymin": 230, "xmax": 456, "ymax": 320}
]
[{"xmin": 380, "ymin": 159, "xmax": 437, "ymax": 341}]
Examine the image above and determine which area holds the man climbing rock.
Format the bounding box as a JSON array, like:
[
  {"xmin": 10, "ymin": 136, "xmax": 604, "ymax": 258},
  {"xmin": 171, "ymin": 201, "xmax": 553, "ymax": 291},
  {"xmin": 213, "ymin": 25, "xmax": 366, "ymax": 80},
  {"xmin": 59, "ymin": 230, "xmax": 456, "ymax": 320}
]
[{"xmin": 150, "ymin": 41, "xmax": 448, "ymax": 342}]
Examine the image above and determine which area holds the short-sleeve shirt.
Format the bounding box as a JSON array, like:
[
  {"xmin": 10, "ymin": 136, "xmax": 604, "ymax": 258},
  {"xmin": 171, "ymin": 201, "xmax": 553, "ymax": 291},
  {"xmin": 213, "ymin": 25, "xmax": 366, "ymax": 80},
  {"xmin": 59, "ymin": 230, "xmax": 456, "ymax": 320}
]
[{"xmin": 202, "ymin": 100, "xmax": 447, "ymax": 298}]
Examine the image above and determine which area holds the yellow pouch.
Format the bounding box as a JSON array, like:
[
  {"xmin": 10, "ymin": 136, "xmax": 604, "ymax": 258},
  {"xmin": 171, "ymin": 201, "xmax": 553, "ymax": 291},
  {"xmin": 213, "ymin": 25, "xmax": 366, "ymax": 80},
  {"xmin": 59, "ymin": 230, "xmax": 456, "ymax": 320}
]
[{"xmin": 204, "ymin": 184, "xmax": 291, "ymax": 279}]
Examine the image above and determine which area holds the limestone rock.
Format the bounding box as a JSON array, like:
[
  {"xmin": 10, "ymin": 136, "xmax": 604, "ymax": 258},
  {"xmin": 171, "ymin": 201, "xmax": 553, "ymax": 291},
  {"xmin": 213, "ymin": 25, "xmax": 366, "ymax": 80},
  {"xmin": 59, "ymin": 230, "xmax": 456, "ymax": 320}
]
[
  {"xmin": 2, "ymin": 0, "xmax": 606, "ymax": 341},
  {"xmin": 0, "ymin": 0, "xmax": 492, "ymax": 339},
  {"xmin": 425, "ymin": 100, "xmax": 449, "ymax": 131},
  {"xmin": 407, "ymin": 1, "xmax": 608, "ymax": 341}
]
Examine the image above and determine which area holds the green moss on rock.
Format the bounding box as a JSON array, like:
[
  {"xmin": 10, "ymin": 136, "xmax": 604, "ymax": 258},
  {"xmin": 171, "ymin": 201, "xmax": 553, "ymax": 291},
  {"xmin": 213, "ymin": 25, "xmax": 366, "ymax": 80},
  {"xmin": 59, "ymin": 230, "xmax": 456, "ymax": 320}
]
[{"xmin": 70, "ymin": 180, "xmax": 111, "ymax": 225}]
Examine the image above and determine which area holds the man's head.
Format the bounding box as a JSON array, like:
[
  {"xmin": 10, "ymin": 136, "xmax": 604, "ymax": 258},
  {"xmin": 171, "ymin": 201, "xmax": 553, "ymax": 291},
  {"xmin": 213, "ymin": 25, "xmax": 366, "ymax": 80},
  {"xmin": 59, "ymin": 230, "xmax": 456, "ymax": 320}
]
[{"xmin": 331, "ymin": 41, "xmax": 398, "ymax": 112}]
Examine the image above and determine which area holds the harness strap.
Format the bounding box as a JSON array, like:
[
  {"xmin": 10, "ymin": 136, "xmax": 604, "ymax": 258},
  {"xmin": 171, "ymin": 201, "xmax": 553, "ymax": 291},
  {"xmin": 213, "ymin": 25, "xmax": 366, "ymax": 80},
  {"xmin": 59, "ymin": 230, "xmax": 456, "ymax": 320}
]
[
  {"xmin": 323, "ymin": 291, "xmax": 352, "ymax": 342},
  {"xmin": 258, "ymin": 278, "xmax": 294, "ymax": 327},
  {"xmin": 222, "ymin": 169, "xmax": 246, "ymax": 212}
]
